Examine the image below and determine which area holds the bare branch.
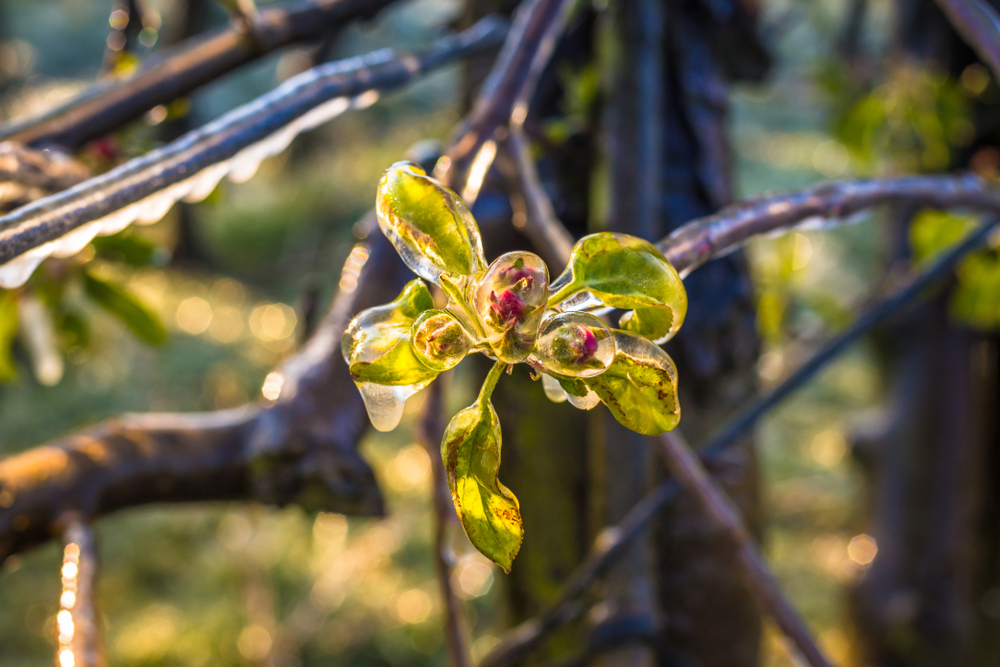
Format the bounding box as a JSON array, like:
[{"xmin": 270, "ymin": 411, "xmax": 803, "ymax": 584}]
[
  {"xmin": 659, "ymin": 432, "xmax": 834, "ymax": 667},
  {"xmin": 0, "ymin": 18, "xmax": 508, "ymax": 288},
  {"xmin": 0, "ymin": 143, "xmax": 90, "ymax": 213},
  {"xmin": 439, "ymin": 0, "xmax": 570, "ymax": 192},
  {"xmin": 502, "ymin": 126, "xmax": 574, "ymax": 269},
  {"xmin": 932, "ymin": 0, "xmax": 1000, "ymax": 79},
  {"xmin": 478, "ymin": 482, "xmax": 681, "ymax": 667},
  {"xmin": 0, "ymin": 0, "xmax": 401, "ymax": 149},
  {"xmin": 658, "ymin": 174, "xmax": 1000, "ymax": 276},
  {"xmin": 419, "ymin": 380, "xmax": 473, "ymax": 667},
  {"xmin": 56, "ymin": 518, "xmax": 106, "ymax": 667}
]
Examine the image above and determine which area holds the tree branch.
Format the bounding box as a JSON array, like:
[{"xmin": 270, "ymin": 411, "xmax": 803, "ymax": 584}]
[
  {"xmin": 0, "ymin": 143, "xmax": 90, "ymax": 213},
  {"xmin": 419, "ymin": 379, "xmax": 473, "ymax": 667},
  {"xmin": 502, "ymin": 126, "xmax": 574, "ymax": 269},
  {"xmin": 657, "ymin": 174, "xmax": 1000, "ymax": 276},
  {"xmin": 0, "ymin": 0, "xmax": 401, "ymax": 149},
  {"xmin": 658, "ymin": 432, "xmax": 834, "ymax": 667},
  {"xmin": 56, "ymin": 517, "xmax": 106, "ymax": 667},
  {"xmin": 932, "ymin": 0, "xmax": 1000, "ymax": 79},
  {"xmin": 439, "ymin": 0, "xmax": 570, "ymax": 192},
  {"xmin": 0, "ymin": 18, "xmax": 508, "ymax": 288}
]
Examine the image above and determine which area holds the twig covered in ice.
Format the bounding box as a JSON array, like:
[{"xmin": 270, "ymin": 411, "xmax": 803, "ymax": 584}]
[{"xmin": 0, "ymin": 17, "xmax": 507, "ymax": 289}]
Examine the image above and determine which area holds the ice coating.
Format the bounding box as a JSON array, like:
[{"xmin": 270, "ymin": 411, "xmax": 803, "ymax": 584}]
[
  {"xmin": 472, "ymin": 251, "xmax": 549, "ymax": 363},
  {"xmin": 411, "ymin": 309, "xmax": 474, "ymax": 371},
  {"xmin": 0, "ymin": 93, "xmax": 363, "ymax": 289},
  {"xmin": 534, "ymin": 311, "xmax": 615, "ymax": 378},
  {"xmin": 565, "ymin": 383, "xmax": 600, "ymax": 410},
  {"xmin": 541, "ymin": 373, "xmax": 568, "ymax": 403},
  {"xmin": 375, "ymin": 162, "xmax": 487, "ymax": 284},
  {"xmin": 357, "ymin": 381, "xmax": 422, "ymax": 432}
]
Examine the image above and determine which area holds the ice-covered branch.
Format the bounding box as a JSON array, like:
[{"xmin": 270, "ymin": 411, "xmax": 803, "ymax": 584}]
[
  {"xmin": 0, "ymin": 143, "xmax": 90, "ymax": 213},
  {"xmin": 439, "ymin": 0, "xmax": 569, "ymax": 192},
  {"xmin": 658, "ymin": 174, "xmax": 1000, "ymax": 276},
  {"xmin": 0, "ymin": 0, "xmax": 401, "ymax": 149},
  {"xmin": 932, "ymin": 0, "xmax": 1000, "ymax": 80},
  {"xmin": 419, "ymin": 381, "xmax": 473, "ymax": 667},
  {"xmin": 0, "ymin": 17, "xmax": 507, "ymax": 289},
  {"xmin": 659, "ymin": 432, "xmax": 834, "ymax": 667},
  {"xmin": 55, "ymin": 519, "xmax": 106, "ymax": 667}
]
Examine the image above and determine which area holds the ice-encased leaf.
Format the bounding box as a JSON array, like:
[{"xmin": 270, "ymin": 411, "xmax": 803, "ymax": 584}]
[
  {"xmin": 472, "ymin": 251, "xmax": 549, "ymax": 363},
  {"xmin": 341, "ymin": 279, "xmax": 438, "ymax": 431},
  {"xmin": 548, "ymin": 233, "xmax": 687, "ymax": 344},
  {"xmin": 376, "ymin": 161, "xmax": 487, "ymax": 283},
  {"xmin": 441, "ymin": 362, "xmax": 522, "ymax": 572},
  {"xmin": 583, "ymin": 331, "xmax": 680, "ymax": 434},
  {"xmin": 534, "ymin": 311, "xmax": 615, "ymax": 378},
  {"xmin": 411, "ymin": 309, "xmax": 474, "ymax": 372}
]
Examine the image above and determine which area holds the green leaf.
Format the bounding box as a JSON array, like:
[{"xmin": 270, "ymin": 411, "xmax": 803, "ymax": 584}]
[
  {"xmin": 92, "ymin": 232, "xmax": 159, "ymax": 266},
  {"xmin": 583, "ymin": 331, "xmax": 680, "ymax": 435},
  {"xmin": 376, "ymin": 161, "xmax": 487, "ymax": 283},
  {"xmin": 0, "ymin": 292, "xmax": 18, "ymax": 382},
  {"xmin": 82, "ymin": 271, "xmax": 166, "ymax": 345},
  {"xmin": 442, "ymin": 361, "xmax": 522, "ymax": 572},
  {"xmin": 343, "ymin": 279, "xmax": 438, "ymax": 386},
  {"xmin": 548, "ymin": 233, "xmax": 687, "ymax": 343},
  {"xmin": 910, "ymin": 209, "xmax": 977, "ymax": 264}
]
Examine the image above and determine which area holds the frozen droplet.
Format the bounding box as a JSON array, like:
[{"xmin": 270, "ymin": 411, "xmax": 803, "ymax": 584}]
[
  {"xmin": 541, "ymin": 373, "xmax": 568, "ymax": 403},
  {"xmin": 51, "ymin": 221, "xmax": 101, "ymax": 258},
  {"xmin": 472, "ymin": 251, "xmax": 549, "ymax": 363},
  {"xmin": 566, "ymin": 385, "xmax": 601, "ymax": 410},
  {"xmin": 534, "ymin": 311, "xmax": 615, "ymax": 378},
  {"xmin": 0, "ymin": 249, "xmax": 47, "ymax": 288},
  {"xmin": 357, "ymin": 381, "xmax": 420, "ymax": 432},
  {"xmin": 184, "ymin": 163, "xmax": 229, "ymax": 202},
  {"xmin": 98, "ymin": 206, "xmax": 137, "ymax": 236},
  {"xmin": 135, "ymin": 191, "xmax": 177, "ymax": 224}
]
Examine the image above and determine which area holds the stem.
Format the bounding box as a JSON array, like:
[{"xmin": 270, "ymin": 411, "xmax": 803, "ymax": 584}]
[
  {"xmin": 418, "ymin": 380, "xmax": 473, "ymax": 667},
  {"xmin": 659, "ymin": 432, "xmax": 835, "ymax": 667},
  {"xmin": 478, "ymin": 360, "xmax": 508, "ymax": 406}
]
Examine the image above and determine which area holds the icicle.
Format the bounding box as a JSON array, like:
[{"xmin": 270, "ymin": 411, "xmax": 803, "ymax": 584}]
[
  {"xmin": 541, "ymin": 373, "xmax": 568, "ymax": 403},
  {"xmin": 356, "ymin": 381, "xmax": 421, "ymax": 432}
]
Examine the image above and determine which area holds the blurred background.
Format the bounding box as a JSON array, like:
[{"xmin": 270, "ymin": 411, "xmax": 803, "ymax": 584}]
[{"xmin": 1, "ymin": 0, "xmax": 999, "ymax": 665}]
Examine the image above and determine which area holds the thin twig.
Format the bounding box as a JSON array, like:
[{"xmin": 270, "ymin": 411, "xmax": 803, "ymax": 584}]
[
  {"xmin": 932, "ymin": 0, "xmax": 1000, "ymax": 79},
  {"xmin": 477, "ymin": 482, "xmax": 681, "ymax": 667},
  {"xmin": 504, "ymin": 126, "xmax": 574, "ymax": 269},
  {"xmin": 56, "ymin": 516, "xmax": 106, "ymax": 667},
  {"xmin": 704, "ymin": 216, "xmax": 1000, "ymax": 456},
  {"xmin": 419, "ymin": 379, "xmax": 473, "ymax": 667},
  {"xmin": 657, "ymin": 174, "xmax": 1000, "ymax": 276},
  {"xmin": 481, "ymin": 217, "xmax": 1000, "ymax": 667},
  {"xmin": 0, "ymin": 0, "xmax": 401, "ymax": 149},
  {"xmin": 659, "ymin": 432, "xmax": 834, "ymax": 667},
  {"xmin": 0, "ymin": 18, "xmax": 508, "ymax": 282},
  {"xmin": 439, "ymin": 0, "xmax": 570, "ymax": 192}
]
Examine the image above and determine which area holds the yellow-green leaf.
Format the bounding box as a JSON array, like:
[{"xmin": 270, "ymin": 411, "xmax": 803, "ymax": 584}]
[
  {"xmin": 343, "ymin": 279, "xmax": 437, "ymax": 386},
  {"xmin": 442, "ymin": 361, "xmax": 522, "ymax": 571},
  {"xmin": 584, "ymin": 331, "xmax": 680, "ymax": 435},
  {"xmin": 376, "ymin": 161, "xmax": 487, "ymax": 283},
  {"xmin": 548, "ymin": 233, "xmax": 687, "ymax": 344},
  {"xmin": 0, "ymin": 292, "xmax": 18, "ymax": 382}
]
